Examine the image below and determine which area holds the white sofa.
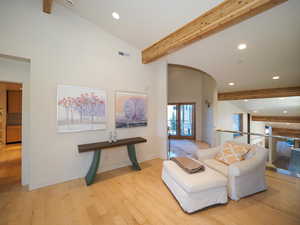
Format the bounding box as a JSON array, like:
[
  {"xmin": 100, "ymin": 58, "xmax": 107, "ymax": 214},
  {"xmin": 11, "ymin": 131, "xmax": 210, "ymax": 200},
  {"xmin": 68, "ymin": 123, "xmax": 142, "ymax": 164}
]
[{"xmin": 197, "ymin": 145, "xmax": 269, "ymax": 200}]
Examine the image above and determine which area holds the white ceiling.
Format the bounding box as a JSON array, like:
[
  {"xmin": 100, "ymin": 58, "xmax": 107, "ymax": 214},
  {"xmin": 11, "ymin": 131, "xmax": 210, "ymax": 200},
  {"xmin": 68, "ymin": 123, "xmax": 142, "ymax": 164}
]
[
  {"xmin": 56, "ymin": 0, "xmax": 300, "ymax": 92},
  {"xmin": 55, "ymin": 0, "xmax": 224, "ymax": 49},
  {"xmin": 229, "ymin": 96, "xmax": 300, "ymax": 116},
  {"xmin": 168, "ymin": 0, "xmax": 300, "ymax": 91}
]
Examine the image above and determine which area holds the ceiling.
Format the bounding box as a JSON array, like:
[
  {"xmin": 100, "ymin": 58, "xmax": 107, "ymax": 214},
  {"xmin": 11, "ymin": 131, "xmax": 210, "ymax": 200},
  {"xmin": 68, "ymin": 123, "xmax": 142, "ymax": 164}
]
[
  {"xmin": 55, "ymin": 0, "xmax": 224, "ymax": 49},
  {"xmin": 56, "ymin": 0, "xmax": 300, "ymax": 92},
  {"xmin": 168, "ymin": 0, "xmax": 300, "ymax": 92},
  {"xmin": 229, "ymin": 96, "xmax": 300, "ymax": 116}
]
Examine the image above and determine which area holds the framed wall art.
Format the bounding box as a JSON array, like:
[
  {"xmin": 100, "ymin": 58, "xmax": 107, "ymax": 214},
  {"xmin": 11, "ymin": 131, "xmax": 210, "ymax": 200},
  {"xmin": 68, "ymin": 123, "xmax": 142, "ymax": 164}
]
[
  {"xmin": 115, "ymin": 91, "xmax": 148, "ymax": 128},
  {"xmin": 57, "ymin": 85, "xmax": 107, "ymax": 132}
]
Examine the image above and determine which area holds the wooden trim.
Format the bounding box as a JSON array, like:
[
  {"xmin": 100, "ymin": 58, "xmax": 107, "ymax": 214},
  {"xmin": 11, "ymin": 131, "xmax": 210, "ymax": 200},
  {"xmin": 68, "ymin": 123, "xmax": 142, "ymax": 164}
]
[
  {"xmin": 272, "ymin": 128, "xmax": 300, "ymax": 138},
  {"xmin": 168, "ymin": 103, "xmax": 196, "ymax": 139},
  {"xmin": 142, "ymin": 0, "xmax": 287, "ymax": 64},
  {"xmin": 168, "ymin": 102, "xmax": 197, "ymax": 105},
  {"xmin": 43, "ymin": 0, "xmax": 53, "ymax": 14},
  {"xmin": 0, "ymin": 84, "xmax": 7, "ymax": 146},
  {"xmin": 167, "ymin": 103, "xmax": 179, "ymax": 138},
  {"xmin": 5, "ymin": 83, "xmax": 22, "ymax": 91},
  {"xmin": 252, "ymin": 116, "xmax": 300, "ymax": 123},
  {"xmin": 218, "ymin": 86, "xmax": 300, "ymax": 100},
  {"xmin": 78, "ymin": 137, "xmax": 147, "ymax": 153}
]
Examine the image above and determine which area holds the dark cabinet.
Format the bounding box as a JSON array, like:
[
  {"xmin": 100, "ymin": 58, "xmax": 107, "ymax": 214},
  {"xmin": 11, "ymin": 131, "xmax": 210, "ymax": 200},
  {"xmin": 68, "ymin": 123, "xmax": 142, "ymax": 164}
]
[
  {"xmin": 7, "ymin": 91, "xmax": 22, "ymax": 113},
  {"xmin": 6, "ymin": 125, "xmax": 21, "ymax": 143},
  {"xmin": 6, "ymin": 90, "xmax": 22, "ymax": 143}
]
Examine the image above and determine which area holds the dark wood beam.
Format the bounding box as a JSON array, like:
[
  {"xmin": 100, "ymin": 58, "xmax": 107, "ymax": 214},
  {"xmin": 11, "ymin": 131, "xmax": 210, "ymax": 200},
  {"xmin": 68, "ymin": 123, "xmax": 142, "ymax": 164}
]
[
  {"xmin": 43, "ymin": 0, "xmax": 53, "ymax": 14},
  {"xmin": 272, "ymin": 127, "xmax": 300, "ymax": 138},
  {"xmin": 252, "ymin": 116, "xmax": 300, "ymax": 123},
  {"xmin": 142, "ymin": 0, "xmax": 287, "ymax": 64},
  {"xmin": 218, "ymin": 86, "xmax": 300, "ymax": 101}
]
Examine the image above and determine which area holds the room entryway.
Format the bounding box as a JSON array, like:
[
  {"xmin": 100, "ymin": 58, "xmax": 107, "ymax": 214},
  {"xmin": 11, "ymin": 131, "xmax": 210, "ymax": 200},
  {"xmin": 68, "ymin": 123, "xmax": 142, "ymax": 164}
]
[{"xmin": 0, "ymin": 82, "xmax": 22, "ymax": 186}]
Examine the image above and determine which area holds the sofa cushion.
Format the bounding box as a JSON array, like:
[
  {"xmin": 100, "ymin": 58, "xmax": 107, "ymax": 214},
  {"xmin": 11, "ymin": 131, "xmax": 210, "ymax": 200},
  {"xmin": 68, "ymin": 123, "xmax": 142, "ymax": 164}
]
[
  {"xmin": 163, "ymin": 160, "xmax": 227, "ymax": 193},
  {"xmin": 215, "ymin": 141, "xmax": 251, "ymax": 165},
  {"xmin": 204, "ymin": 159, "xmax": 228, "ymax": 176}
]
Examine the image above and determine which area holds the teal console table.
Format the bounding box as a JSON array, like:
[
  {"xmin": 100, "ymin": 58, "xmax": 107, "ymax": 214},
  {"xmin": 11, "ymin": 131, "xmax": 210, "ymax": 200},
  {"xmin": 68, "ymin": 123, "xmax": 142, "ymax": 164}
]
[{"xmin": 78, "ymin": 137, "xmax": 147, "ymax": 185}]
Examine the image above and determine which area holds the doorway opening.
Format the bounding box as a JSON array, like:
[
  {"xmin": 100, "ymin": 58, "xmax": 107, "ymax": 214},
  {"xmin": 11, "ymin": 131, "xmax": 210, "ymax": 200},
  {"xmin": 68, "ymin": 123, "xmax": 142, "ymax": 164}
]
[
  {"xmin": 0, "ymin": 81, "xmax": 22, "ymax": 186},
  {"xmin": 166, "ymin": 64, "xmax": 217, "ymax": 159},
  {"xmin": 168, "ymin": 103, "xmax": 195, "ymax": 139},
  {"xmin": 167, "ymin": 103, "xmax": 209, "ymax": 158}
]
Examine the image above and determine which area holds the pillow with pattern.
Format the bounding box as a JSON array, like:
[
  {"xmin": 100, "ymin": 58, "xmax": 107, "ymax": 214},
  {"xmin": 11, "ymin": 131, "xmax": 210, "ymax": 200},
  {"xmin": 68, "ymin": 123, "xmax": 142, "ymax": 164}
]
[{"xmin": 215, "ymin": 141, "xmax": 252, "ymax": 165}]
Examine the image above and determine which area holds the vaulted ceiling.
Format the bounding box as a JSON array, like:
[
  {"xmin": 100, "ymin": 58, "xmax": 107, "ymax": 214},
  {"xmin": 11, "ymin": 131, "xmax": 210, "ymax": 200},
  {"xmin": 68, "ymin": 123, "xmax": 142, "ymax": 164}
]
[
  {"xmin": 56, "ymin": 0, "xmax": 300, "ymax": 92},
  {"xmin": 56, "ymin": 0, "xmax": 224, "ymax": 49}
]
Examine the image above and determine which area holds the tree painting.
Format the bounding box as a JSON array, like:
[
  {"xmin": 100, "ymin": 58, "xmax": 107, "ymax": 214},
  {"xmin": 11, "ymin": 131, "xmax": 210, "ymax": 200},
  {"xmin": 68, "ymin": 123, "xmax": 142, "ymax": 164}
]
[
  {"xmin": 57, "ymin": 85, "xmax": 106, "ymax": 132},
  {"xmin": 115, "ymin": 92, "xmax": 147, "ymax": 128}
]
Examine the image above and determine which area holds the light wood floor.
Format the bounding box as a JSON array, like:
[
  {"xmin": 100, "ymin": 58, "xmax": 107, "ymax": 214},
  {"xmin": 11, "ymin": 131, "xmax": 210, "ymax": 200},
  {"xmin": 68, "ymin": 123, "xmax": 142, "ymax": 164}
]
[
  {"xmin": 0, "ymin": 144, "xmax": 21, "ymax": 186},
  {"xmin": 1, "ymin": 158, "xmax": 300, "ymax": 225}
]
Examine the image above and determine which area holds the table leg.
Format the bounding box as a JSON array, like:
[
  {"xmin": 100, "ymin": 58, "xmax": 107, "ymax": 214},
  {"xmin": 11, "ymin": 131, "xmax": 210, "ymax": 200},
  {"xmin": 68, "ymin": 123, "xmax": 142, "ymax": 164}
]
[
  {"xmin": 85, "ymin": 150, "xmax": 101, "ymax": 185},
  {"xmin": 127, "ymin": 144, "xmax": 141, "ymax": 170}
]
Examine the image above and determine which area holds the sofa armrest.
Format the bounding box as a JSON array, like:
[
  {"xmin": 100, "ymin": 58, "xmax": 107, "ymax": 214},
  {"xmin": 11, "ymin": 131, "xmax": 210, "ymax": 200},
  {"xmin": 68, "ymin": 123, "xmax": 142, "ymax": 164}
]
[
  {"xmin": 196, "ymin": 146, "xmax": 221, "ymax": 161},
  {"xmin": 228, "ymin": 148, "xmax": 268, "ymax": 176}
]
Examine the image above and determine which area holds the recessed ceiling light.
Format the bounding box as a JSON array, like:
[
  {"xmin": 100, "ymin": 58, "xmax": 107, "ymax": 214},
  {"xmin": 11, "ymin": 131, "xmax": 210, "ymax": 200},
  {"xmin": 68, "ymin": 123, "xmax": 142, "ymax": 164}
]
[
  {"xmin": 238, "ymin": 43, "xmax": 247, "ymax": 50},
  {"xmin": 283, "ymin": 110, "xmax": 288, "ymax": 114},
  {"xmin": 272, "ymin": 76, "xmax": 280, "ymax": 80},
  {"xmin": 228, "ymin": 82, "xmax": 235, "ymax": 86},
  {"xmin": 253, "ymin": 110, "xmax": 258, "ymax": 113},
  {"xmin": 244, "ymin": 99, "xmax": 248, "ymax": 102},
  {"xmin": 112, "ymin": 12, "xmax": 120, "ymax": 20}
]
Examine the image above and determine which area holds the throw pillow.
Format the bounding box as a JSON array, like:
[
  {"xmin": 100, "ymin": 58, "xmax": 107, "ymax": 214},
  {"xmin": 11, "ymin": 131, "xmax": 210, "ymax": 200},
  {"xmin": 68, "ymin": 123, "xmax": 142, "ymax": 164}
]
[{"xmin": 215, "ymin": 141, "xmax": 252, "ymax": 165}]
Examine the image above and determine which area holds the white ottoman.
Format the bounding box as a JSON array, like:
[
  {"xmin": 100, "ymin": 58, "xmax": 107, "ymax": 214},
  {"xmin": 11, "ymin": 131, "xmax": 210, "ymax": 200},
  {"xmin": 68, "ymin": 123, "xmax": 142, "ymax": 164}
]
[{"xmin": 162, "ymin": 160, "xmax": 228, "ymax": 213}]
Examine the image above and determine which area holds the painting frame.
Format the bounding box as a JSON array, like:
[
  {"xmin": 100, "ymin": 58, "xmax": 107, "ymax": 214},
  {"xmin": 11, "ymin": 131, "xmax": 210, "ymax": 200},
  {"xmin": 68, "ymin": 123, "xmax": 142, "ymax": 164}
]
[
  {"xmin": 115, "ymin": 91, "xmax": 148, "ymax": 129},
  {"xmin": 57, "ymin": 85, "xmax": 107, "ymax": 133}
]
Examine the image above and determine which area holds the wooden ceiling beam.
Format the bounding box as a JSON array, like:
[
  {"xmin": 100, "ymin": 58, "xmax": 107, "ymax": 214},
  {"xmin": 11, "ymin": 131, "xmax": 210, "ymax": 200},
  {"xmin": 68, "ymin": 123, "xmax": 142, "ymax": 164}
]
[
  {"xmin": 43, "ymin": 0, "xmax": 53, "ymax": 14},
  {"xmin": 218, "ymin": 86, "xmax": 300, "ymax": 101},
  {"xmin": 142, "ymin": 0, "xmax": 287, "ymax": 64},
  {"xmin": 272, "ymin": 127, "xmax": 300, "ymax": 138},
  {"xmin": 252, "ymin": 116, "xmax": 300, "ymax": 123}
]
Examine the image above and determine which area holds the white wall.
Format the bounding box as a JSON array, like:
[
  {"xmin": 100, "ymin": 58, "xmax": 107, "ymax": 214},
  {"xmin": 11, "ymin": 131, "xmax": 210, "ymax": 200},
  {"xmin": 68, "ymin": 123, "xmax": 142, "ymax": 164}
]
[
  {"xmin": 0, "ymin": 0, "xmax": 167, "ymax": 189},
  {"xmin": 154, "ymin": 62, "xmax": 168, "ymax": 159},
  {"xmin": 168, "ymin": 65, "xmax": 203, "ymax": 140},
  {"xmin": 0, "ymin": 56, "xmax": 30, "ymax": 185},
  {"xmin": 216, "ymin": 101, "xmax": 248, "ymax": 144},
  {"xmin": 217, "ymin": 101, "xmax": 268, "ymax": 146},
  {"xmin": 201, "ymin": 75, "xmax": 218, "ymax": 146},
  {"xmin": 250, "ymin": 121, "xmax": 266, "ymax": 146}
]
